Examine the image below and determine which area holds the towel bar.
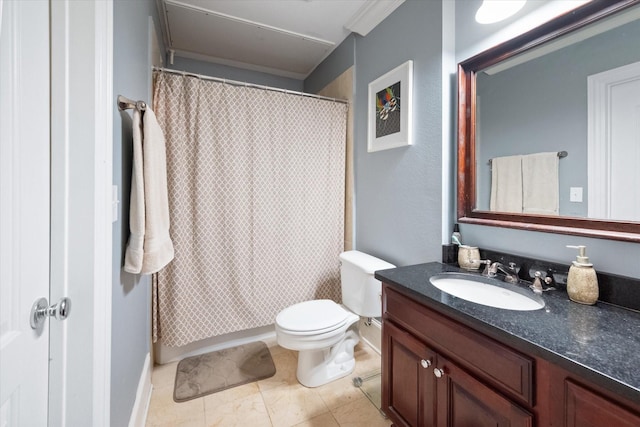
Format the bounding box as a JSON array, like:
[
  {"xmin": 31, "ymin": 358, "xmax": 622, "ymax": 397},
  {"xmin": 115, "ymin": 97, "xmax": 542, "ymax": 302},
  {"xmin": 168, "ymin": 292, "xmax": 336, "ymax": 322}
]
[
  {"xmin": 488, "ymin": 151, "xmax": 567, "ymax": 166},
  {"xmin": 117, "ymin": 95, "xmax": 147, "ymax": 112}
]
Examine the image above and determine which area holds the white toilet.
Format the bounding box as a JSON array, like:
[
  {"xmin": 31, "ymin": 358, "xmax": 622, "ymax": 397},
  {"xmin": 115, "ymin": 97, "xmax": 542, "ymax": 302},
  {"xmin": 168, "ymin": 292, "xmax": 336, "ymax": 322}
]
[{"xmin": 275, "ymin": 250, "xmax": 395, "ymax": 387}]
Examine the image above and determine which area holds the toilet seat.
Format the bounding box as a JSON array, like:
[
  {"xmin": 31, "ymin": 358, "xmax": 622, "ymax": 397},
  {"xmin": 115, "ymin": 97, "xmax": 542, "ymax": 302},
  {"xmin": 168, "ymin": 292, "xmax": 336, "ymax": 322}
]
[
  {"xmin": 276, "ymin": 300, "xmax": 350, "ymax": 335},
  {"xmin": 275, "ymin": 299, "xmax": 360, "ymax": 353}
]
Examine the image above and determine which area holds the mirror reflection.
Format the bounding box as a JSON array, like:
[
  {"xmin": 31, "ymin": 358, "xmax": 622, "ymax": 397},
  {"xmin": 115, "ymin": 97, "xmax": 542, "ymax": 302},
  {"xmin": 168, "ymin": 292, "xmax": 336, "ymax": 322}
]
[{"xmin": 474, "ymin": 5, "xmax": 640, "ymax": 221}]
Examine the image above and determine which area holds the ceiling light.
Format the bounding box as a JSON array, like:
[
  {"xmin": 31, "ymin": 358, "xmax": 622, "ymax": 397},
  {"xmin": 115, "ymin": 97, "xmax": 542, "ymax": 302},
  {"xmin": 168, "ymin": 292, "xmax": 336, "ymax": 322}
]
[{"xmin": 475, "ymin": 0, "xmax": 527, "ymax": 24}]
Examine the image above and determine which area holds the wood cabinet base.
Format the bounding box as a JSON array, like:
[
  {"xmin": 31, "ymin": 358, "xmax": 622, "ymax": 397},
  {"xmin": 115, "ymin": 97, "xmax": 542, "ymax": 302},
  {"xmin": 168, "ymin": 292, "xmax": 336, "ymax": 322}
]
[{"xmin": 382, "ymin": 284, "xmax": 640, "ymax": 427}]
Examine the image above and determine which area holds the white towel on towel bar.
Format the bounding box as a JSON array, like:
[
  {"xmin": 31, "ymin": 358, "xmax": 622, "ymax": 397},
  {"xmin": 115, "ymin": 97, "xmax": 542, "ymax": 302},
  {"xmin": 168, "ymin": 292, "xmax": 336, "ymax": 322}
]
[
  {"xmin": 124, "ymin": 107, "xmax": 174, "ymax": 274},
  {"xmin": 490, "ymin": 155, "xmax": 523, "ymax": 213},
  {"xmin": 522, "ymin": 152, "xmax": 559, "ymax": 215}
]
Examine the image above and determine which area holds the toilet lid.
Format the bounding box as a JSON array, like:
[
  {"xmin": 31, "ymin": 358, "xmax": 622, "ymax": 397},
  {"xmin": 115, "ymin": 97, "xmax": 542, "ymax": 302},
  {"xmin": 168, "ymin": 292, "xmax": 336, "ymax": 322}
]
[{"xmin": 276, "ymin": 300, "xmax": 350, "ymax": 333}]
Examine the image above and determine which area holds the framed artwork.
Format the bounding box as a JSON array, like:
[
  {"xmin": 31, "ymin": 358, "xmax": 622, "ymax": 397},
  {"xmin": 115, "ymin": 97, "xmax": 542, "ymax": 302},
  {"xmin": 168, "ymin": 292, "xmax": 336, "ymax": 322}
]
[{"xmin": 367, "ymin": 60, "xmax": 413, "ymax": 152}]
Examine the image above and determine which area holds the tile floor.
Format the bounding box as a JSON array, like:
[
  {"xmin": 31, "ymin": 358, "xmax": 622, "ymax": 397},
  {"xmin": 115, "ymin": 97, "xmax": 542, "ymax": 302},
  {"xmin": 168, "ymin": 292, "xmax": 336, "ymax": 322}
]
[{"xmin": 145, "ymin": 342, "xmax": 392, "ymax": 427}]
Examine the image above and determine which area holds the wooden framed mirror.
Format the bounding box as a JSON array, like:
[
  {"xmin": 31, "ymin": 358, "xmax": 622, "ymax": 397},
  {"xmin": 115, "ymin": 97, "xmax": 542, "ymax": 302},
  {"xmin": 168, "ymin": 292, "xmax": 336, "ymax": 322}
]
[{"xmin": 457, "ymin": 0, "xmax": 640, "ymax": 243}]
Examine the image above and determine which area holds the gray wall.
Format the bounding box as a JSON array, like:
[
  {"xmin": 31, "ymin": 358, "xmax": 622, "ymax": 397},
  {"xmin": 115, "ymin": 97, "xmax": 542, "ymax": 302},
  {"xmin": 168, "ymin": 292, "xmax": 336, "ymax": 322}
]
[
  {"xmin": 305, "ymin": 35, "xmax": 356, "ymax": 94},
  {"xmin": 476, "ymin": 20, "xmax": 640, "ymax": 216},
  {"xmin": 167, "ymin": 56, "xmax": 303, "ymax": 91},
  {"xmin": 353, "ymin": 0, "xmax": 443, "ymax": 267},
  {"xmin": 455, "ymin": 3, "xmax": 640, "ymax": 278},
  {"xmin": 307, "ymin": 0, "xmax": 444, "ymax": 267},
  {"xmin": 112, "ymin": 1, "xmax": 163, "ymax": 425}
]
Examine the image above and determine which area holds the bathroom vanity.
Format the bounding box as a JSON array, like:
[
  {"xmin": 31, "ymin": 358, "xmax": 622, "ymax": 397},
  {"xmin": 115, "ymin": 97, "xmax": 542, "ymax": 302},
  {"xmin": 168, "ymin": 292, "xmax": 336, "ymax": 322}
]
[{"xmin": 376, "ymin": 262, "xmax": 640, "ymax": 427}]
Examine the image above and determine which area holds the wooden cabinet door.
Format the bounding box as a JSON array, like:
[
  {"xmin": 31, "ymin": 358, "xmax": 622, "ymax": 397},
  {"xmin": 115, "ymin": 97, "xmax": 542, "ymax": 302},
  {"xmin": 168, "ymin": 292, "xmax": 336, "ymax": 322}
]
[
  {"xmin": 435, "ymin": 355, "xmax": 533, "ymax": 427},
  {"xmin": 383, "ymin": 321, "xmax": 437, "ymax": 427},
  {"xmin": 565, "ymin": 380, "xmax": 640, "ymax": 427}
]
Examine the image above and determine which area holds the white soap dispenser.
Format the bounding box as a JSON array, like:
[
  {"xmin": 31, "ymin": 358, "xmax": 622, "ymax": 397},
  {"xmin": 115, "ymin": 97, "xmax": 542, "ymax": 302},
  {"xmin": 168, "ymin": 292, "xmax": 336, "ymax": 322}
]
[{"xmin": 566, "ymin": 245, "xmax": 599, "ymax": 305}]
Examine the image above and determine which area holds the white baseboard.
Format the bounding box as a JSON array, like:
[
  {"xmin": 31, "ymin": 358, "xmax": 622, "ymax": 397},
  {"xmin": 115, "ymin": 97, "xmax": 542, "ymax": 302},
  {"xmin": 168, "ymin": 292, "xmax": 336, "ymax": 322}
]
[{"xmin": 129, "ymin": 352, "xmax": 153, "ymax": 427}]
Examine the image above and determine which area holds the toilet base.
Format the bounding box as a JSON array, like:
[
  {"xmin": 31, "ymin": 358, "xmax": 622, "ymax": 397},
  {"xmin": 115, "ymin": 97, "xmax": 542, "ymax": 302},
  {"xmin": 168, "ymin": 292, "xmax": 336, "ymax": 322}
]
[{"xmin": 296, "ymin": 328, "xmax": 359, "ymax": 387}]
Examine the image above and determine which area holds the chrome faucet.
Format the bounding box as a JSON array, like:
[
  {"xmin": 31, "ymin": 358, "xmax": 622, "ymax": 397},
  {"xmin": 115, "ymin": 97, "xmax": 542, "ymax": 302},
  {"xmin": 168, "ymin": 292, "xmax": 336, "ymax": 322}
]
[
  {"xmin": 487, "ymin": 262, "xmax": 520, "ymax": 284},
  {"xmin": 530, "ymin": 270, "xmax": 556, "ymax": 294},
  {"xmin": 473, "ymin": 259, "xmax": 492, "ymax": 276},
  {"xmin": 531, "ymin": 271, "xmax": 544, "ymax": 294}
]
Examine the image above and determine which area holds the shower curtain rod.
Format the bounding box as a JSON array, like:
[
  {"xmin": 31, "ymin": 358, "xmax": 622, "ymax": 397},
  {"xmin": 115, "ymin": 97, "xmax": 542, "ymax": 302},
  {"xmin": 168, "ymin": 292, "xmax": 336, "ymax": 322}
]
[{"xmin": 152, "ymin": 66, "xmax": 349, "ymax": 105}]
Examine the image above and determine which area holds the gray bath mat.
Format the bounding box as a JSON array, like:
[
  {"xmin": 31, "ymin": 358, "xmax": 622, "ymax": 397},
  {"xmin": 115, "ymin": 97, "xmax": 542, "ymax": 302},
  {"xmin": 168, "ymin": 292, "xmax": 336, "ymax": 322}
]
[{"xmin": 173, "ymin": 341, "xmax": 276, "ymax": 402}]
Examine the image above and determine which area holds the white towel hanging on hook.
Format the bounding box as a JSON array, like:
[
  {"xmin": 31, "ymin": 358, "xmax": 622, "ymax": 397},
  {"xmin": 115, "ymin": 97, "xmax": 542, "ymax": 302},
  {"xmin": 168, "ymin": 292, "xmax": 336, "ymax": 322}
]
[{"xmin": 123, "ymin": 107, "xmax": 174, "ymax": 274}]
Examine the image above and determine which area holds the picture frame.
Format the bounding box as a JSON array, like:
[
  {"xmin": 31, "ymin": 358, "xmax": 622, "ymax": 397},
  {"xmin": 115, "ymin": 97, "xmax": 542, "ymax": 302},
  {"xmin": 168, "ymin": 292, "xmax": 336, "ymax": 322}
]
[{"xmin": 367, "ymin": 60, "xmax": 413, "ymax": 152}]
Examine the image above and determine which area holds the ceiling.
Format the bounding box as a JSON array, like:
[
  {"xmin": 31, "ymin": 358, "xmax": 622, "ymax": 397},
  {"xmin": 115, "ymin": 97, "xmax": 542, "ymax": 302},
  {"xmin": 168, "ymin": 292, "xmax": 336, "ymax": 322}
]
[{"xmin": 157, "ymin": 0, "xmax": 405, "ymax": 80}]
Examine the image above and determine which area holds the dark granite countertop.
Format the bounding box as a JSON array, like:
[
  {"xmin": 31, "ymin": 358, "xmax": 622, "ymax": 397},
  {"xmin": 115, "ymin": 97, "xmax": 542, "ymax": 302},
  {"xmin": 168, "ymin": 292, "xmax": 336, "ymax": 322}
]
[{"xmin": 375, "ymin": 262, "xmax": 640, "ymax": 404}]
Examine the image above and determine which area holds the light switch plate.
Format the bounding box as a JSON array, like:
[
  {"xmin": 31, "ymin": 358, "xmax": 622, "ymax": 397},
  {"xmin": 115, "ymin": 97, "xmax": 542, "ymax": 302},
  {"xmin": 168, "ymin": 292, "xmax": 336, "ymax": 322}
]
[{"xmin": 570, "ymin": 187, "xmax": 583, "ymax": 203}]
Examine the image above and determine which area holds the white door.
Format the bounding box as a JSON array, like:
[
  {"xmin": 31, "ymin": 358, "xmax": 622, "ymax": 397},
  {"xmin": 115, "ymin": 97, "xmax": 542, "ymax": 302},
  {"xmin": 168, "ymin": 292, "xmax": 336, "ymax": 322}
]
[
  {"xmin": 0, "ymin": 0, "xmax": 51, "ymax": 425},
  {"xmin": 609, "ymin": 75, "xmax": 640, "ymax": 220},
  {"xmin": 588, "ymin": 61, "xmax": 640, "ymax": 221}
]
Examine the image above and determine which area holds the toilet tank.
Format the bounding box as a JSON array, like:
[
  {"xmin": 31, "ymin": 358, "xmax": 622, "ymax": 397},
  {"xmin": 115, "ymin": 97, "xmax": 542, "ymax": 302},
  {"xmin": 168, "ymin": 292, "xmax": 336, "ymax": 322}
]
[{"xmin": 339, "ymin": 251, "xmax": 395, "ymax": 318}]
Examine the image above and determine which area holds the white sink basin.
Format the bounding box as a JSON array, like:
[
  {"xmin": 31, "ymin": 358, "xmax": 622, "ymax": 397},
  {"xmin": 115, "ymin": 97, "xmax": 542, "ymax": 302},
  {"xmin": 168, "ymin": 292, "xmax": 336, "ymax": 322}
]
[{"xmin": 429, "ymin": 273, "xmax": 545, "ymax": 311}]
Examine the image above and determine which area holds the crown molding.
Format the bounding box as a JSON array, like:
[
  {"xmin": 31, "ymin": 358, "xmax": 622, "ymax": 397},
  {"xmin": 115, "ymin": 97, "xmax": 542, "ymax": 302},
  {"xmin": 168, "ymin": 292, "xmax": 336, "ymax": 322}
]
[{"xmin": 344, "ymin": 0, "xmax": 405, "ymax": 36}]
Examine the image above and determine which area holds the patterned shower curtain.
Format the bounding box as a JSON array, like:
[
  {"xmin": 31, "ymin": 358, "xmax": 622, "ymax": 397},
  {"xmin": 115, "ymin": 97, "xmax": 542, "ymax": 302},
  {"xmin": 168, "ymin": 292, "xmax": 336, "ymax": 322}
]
[{"xmin": 151, "ymin": 71, "xmax": 348, "ymax": 347}]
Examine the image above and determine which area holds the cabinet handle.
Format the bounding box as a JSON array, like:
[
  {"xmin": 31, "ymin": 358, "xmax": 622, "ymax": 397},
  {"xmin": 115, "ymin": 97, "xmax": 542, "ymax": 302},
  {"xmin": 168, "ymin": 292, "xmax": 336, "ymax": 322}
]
[
  {"xmin": 433, "ymin": 367, "xmax": 445, "ymax": 378},
  {"xmin": 420, "ymin": 359, "xmax": 431, "ymax": 368}
]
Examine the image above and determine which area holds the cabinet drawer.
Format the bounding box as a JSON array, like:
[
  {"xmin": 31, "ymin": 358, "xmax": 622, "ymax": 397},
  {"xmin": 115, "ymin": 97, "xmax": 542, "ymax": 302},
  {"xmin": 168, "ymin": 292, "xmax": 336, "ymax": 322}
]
[{"xmin": 384, "ymin": 285, "xmax": 533, "ymax": 406}]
